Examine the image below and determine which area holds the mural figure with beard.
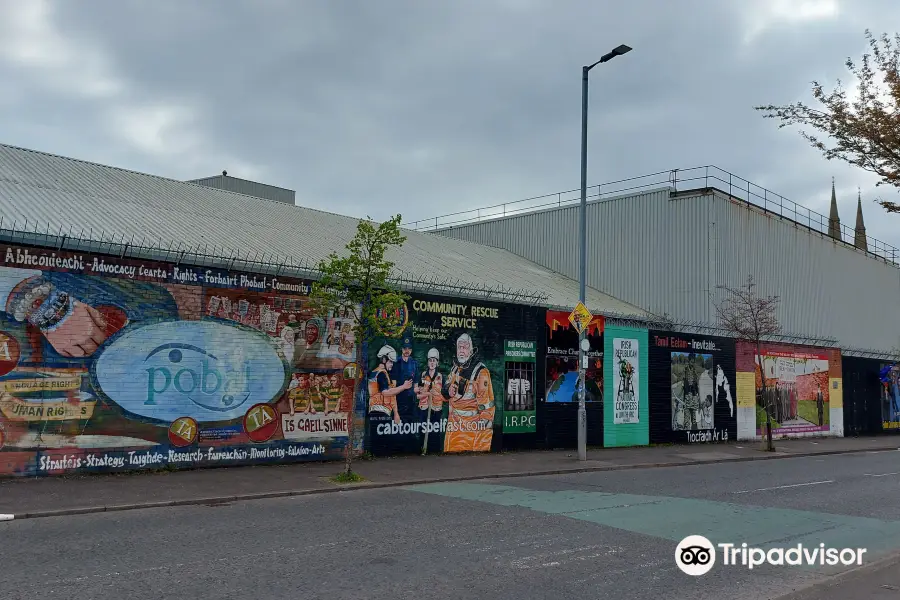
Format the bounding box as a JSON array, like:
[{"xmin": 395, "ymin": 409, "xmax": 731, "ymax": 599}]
[{"xmin": 443, "ymin": 333, "xmax": 494, "ymax": 453}]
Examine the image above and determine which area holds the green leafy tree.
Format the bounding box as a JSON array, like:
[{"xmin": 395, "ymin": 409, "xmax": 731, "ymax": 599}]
[
  {"xmin": 756, "ymin": 30, "xmax": 900, "ymax": 213},
  {"xmin": 309, "ymin": 215, "xmax": 408, "ymax": 476}
]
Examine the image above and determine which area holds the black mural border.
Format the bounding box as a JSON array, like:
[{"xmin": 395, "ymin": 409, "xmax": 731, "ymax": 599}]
[{"xmin": 648, "ymin": 330, "xmax": 737, "ymax": 445}]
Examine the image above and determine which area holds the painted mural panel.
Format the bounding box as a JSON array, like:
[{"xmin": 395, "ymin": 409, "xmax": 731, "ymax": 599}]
[
  {"xmin": 503, "ymin": 340, "xmax": 536, "ymax": 434},
  {"xmin": 0, "ymin": 244, "xmax": 359, "ymax": 476},
  {"xmin": 736, "ymin": 342, "xmax": 843, "ymax": 440},
  {"xmin": 544, "ymin": 310, "xmax": 604, "ymax": 403},
  {"xmin": 612, "ymin": 337, "xmax": 639, "ymax": 424},
  {"xmin": 603, "ymin": 325, "xmax": 648, "ymax": 447},
  {"xmin": 648, "ymin": 331, "xmax": 736, "ymax": 444},
  {"xmin": 366, "ymin": 294, "xmax": 530, "ymax": 456},
  {"xmin": 881, "ymin": 362, "xmax": 900, "ymax": 431}
]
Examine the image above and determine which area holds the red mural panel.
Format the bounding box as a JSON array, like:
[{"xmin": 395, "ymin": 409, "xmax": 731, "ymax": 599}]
[{"xmin": 737, "ymin": 341, "xmax": 842, "ymax": 436}]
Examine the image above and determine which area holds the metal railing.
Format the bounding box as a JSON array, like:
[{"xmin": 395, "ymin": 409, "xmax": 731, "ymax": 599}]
[
  {"xmin": 404, "ymin": 165, "xmax": 900, "ymax": 267},
  {"xmin": 402, "ymin": 169, "xmax": 673, "ymax": 231},
  {"xmin": 0, "ymin": 218, "xmax": 857, "ymax": 348}
]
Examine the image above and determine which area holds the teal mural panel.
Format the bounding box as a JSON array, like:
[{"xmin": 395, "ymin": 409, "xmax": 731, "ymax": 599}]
[{"xmin": 603, "ymin": 325, "xmax": 649, "ymax": 447}]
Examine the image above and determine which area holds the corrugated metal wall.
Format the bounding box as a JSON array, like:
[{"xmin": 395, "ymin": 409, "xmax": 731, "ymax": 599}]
[{"xmin": 438, "ymin": 189, "xmax": 900, "ymax": 352}]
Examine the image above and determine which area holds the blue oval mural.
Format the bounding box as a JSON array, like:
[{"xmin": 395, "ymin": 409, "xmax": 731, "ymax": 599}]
[{"xmin": 93, "ymin": 320, "xmax": 288, "ymax": 423}]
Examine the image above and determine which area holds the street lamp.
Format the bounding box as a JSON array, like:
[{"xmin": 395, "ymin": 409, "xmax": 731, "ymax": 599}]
[{"xmin": 577, "ymin": 43, "xmax": 632, "ymax": 462}]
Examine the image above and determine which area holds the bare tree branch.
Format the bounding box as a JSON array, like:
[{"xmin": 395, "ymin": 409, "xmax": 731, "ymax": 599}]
[{"xmin": 714, "ymin": 275, "xmax": 782, "ymax": 451}]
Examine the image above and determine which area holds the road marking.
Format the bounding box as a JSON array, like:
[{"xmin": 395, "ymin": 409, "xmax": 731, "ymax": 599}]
[
  {"xmin": 731, "ymin": 480, "xmax": 834, "ymax": 494},
  {"xmin": 509, "ymin": 545, "xmax": 622, "ymax": 570},
  {"xmin": 407, "ymin": 482, "xmax": 900, "ymax": 558},
  {"xmin": 864, "ymin": 472, "xmax": 900, "ymax": 477}
]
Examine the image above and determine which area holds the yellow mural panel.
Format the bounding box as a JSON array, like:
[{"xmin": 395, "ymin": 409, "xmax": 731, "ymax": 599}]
[
  {"xmin": 736, "ymin": 372, "xmax": 755, "ymax": 408},
  {"xmin": 829, "ymin": 378, "xmax": 843, "ymax": 409}
]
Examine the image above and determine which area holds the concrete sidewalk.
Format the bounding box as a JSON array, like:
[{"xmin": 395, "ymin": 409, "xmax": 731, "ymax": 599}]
[
  {"xmin": 1, "ymin": 436, "xmax": 897, "ymax": 520},
  {"xmin": 776, "ymin": 550, "xmax": 900, "ymax": 599}
]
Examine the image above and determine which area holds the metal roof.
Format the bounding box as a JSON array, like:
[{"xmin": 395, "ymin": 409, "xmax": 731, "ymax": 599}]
[{"xmin": 0, "ymin": 143, "xmax": 647, "ymax": 317}]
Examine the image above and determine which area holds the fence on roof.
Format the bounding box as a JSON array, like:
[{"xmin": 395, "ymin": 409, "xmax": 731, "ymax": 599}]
[
  {"xmin": 0, "ymin": 217, "xmax": 549, "ymax": 306},
  {"xmin": 403, "ymin": 165, "xmax": 900, "ymax": 268},
  {"xmin": 0, "ymin": 215, "xmax": 881, "ymax": 352}
]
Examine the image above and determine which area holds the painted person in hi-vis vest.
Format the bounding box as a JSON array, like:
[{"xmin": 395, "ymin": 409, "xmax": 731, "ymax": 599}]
[
  {"xmin": 416, "ymin": 348, "xmax": 444, "ymax": 412},
  {"xmin": 368, "ymin": 345, "xmax": 411, "ymax": 423},
  {"xmin": 442, "ymin": 333, "xmax": 494, "ymax": 453},
  {"xmin": 416, "ymin": 348, "xmax": 445, "ymax": 455}
]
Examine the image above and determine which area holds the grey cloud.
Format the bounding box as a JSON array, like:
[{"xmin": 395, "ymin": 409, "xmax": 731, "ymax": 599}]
[{"xmin": 2, "ymin": 0, "xmax": 899, "ymax": 249}]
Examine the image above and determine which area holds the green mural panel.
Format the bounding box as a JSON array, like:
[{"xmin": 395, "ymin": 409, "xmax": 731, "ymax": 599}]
[{"xmin": 604, "ymin": 325, "xmax": 649, "ymax": 447}]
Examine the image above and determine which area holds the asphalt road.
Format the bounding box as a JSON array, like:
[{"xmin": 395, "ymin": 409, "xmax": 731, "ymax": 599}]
[{"xmin": 2, "ymin": 450, "xmax": 900, "ymax": 600}]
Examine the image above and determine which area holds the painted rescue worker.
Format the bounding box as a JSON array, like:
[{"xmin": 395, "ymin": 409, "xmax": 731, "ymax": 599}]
[
  {"xmin": 416, "ymin": 348, "xmax": 444, "ymax": 413},
  {"xmin": 368, "ymin": 345, "xmax": 409, "ymax": 423},
  {"xmin": 443, "ymin": 333, "xmax": 495, "ymax": 453},
  {"xmin": 415, "ymin": 347, "xmax": 445, "ymax": 454}
]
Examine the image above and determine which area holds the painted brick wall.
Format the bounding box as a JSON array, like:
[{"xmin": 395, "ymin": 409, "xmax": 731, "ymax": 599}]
[{"xmin": 0, "ymin": 244, "xmax": 360, "ymax": 476}]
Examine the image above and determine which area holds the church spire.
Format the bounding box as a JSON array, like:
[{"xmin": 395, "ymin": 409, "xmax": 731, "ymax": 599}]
[
  {"xmin": 828, "ymin": 177, "xmax": 842, "ymax": 240},
  {"xmin": 855, "ymin": 188, "xmax": 868, "ymax": 251}
]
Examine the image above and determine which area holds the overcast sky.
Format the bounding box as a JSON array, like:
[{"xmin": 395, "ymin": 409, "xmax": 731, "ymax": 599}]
[{"xmin": 0, "ymin": 0, "xmax": 897, "ymax": 248}]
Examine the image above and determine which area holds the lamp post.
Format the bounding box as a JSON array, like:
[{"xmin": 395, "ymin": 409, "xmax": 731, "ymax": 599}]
[{"xmin": 578, "ymin": 44, "xmax": 632, "ymax": 461}]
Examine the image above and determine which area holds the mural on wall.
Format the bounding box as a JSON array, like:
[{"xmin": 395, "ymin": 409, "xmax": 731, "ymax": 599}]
[
  {"xmin": 545, "ymin": 310, "xmax": 604, "ymax": 403},
  {"xmin": 612, "ymin": 337, "xmax": 639, "ymax": 424},
  {"xmin": 0, "ymin": 245, "xmax": 359, "ymax": 476},
  {"xmin": 880, "ymin": 363, "xmax": 900, "ymax": 430},
  {"xmin": 649, "ymin": 332, "xmax": 736, "ymax": 444},
  {"xmin": 367, "ymin": 295, "xmax": 525, "ymax": 455},
  {"xmin": 736, "ymin": 342, "xmax": 843, "ymax": 439},
  {"xmin": 603, "ymin": 325, "xmax": 649, "ymax": 448},
  {"xmin": 503, "ymin": 340, "xmax": 536, "ymax": 434}
]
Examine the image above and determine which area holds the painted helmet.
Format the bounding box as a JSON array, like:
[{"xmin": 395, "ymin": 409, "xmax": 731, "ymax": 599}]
[{"xmin": 377, "ymin": 345, "xmax": 397, "ymax": 362}]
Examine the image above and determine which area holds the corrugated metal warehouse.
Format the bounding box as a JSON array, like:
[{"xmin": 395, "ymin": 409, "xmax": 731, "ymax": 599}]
[
  {"xmin": 0, "ymin": 143, "xmax": 645, "ymax": 316},
  {"xmin": 420, "ymin": 167, "xmax": 900, "ymax": 354}
]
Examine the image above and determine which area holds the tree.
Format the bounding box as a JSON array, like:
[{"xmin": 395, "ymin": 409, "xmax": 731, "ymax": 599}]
[
  {"xmin": 714, "ymin": 275, "xmax": 781, "ymax": 451},
  {"xmin": 309, "ymin": 215, "xmax": 408, "ymax": 477},
  {"xmin": 755, "ymin": 30, "xmax": 900, "ymax": 213}
]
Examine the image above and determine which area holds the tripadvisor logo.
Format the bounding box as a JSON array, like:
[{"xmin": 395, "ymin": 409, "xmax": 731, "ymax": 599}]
[
  {"xmin": 675, "ymin": 535, "xmax": 868, "ymax": 575},
  {"xmin": 144, "ymin": 343, "xmax": 252, "ymax": 412}
]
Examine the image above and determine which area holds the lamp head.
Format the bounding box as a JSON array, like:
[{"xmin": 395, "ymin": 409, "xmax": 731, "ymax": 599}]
[{"xmin": 599, "ymin": 44, "xmax": 633, "ymax": 63}]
